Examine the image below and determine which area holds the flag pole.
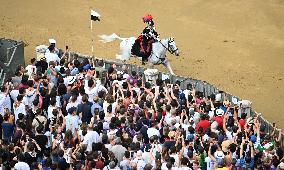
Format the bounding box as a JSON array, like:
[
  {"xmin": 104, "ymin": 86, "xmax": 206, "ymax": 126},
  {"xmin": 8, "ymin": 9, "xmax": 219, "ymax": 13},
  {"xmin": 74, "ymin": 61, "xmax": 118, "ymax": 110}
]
[{"xmin": 91, "ymin": 20, "xmax": 94, "ymax": 54}]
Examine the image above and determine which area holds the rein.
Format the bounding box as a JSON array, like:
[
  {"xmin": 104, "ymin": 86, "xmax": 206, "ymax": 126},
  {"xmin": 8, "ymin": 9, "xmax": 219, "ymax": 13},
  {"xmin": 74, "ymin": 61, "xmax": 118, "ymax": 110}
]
[{"xmin": 157, "ymin": 39, "xmax": 178, "ymax": 54}]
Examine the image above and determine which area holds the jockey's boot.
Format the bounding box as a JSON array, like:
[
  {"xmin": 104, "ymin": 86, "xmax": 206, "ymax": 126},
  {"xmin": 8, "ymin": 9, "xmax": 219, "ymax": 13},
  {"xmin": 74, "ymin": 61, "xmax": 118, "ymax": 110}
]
[{"xmin": 141, "ymin": 55, "xmax": 147, "ymax": 65}]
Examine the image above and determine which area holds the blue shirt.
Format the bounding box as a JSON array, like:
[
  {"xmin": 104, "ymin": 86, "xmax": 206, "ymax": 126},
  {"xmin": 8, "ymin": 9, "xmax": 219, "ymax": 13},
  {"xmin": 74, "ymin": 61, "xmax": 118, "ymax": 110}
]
[{"xmin": 2, "ymin": 122, "xmax": 14, "ymax": 139}]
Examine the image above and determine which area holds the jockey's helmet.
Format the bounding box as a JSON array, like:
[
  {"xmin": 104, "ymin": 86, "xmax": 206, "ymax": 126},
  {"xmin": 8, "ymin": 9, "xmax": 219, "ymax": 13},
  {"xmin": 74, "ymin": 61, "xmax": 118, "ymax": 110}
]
[{"xmin": 142, "ymin": 14, "xmax": 153, "ymax": 23}]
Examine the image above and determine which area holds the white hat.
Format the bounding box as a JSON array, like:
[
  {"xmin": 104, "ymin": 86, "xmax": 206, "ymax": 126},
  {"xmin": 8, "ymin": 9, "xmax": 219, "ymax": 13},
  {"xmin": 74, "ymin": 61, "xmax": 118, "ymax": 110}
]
[
  {"xmin": 216, "ymin": 109, "xmax": 224, "ymax": 116},
  {"xmin": 214, "ymin": 151, "xmax": 225, "ymax": 160},
  {"xmin": 49, "ymin": 39, "xmax": 56, "ymax": 44},
  {"xmin": 68, "ymin": 76, "xmax": 76, "ymax": 85}
]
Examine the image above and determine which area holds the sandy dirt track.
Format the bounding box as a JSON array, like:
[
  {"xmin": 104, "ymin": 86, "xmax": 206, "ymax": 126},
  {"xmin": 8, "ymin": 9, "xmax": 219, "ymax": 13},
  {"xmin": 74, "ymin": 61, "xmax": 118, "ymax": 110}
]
[{"xmin": 1, "ymin": 0, "xmax": 284, "ymax": 128}]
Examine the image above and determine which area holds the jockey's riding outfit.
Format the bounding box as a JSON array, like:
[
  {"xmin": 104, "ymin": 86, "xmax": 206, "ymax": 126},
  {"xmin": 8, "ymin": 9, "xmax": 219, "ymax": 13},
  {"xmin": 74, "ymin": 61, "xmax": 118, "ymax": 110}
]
[{"xmin": 132, "ymin": 14, "xmax": 159, "ymax": 64}]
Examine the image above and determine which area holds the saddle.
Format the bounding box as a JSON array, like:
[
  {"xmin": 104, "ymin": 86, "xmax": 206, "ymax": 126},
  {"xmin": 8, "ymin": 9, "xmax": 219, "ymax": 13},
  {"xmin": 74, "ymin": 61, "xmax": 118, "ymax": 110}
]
[{"xmin": 131, "ymin": 35, "xmax": 154, "ymax": 60}]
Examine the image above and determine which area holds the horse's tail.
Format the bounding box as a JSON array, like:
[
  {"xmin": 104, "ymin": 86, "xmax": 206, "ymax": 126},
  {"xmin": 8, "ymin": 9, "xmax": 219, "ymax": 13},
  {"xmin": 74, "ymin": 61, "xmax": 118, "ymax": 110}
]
[{"xmin": 98, "ymin": 33, "xmax": 125, "ymax": 43}]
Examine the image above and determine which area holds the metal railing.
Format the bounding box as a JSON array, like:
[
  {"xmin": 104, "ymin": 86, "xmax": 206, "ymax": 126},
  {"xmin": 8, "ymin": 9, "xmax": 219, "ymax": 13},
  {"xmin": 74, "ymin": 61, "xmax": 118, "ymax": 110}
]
[{"xmin": 72, "ymin": 52, "xmax": 284, "ymax": 147}]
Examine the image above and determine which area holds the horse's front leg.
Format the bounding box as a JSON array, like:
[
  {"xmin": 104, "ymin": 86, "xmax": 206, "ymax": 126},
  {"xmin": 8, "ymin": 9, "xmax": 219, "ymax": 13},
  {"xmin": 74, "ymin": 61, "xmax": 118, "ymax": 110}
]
[{"xmin": 163, "ymin": 60, "xmax": 175, "ymax": 75}]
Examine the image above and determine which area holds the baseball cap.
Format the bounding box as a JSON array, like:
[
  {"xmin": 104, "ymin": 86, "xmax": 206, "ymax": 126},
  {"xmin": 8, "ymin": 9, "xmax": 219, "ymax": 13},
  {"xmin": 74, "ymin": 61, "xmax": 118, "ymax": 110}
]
[{"xmin": 250, "ymin": 135, "xmax": 257, "ymax": 143}]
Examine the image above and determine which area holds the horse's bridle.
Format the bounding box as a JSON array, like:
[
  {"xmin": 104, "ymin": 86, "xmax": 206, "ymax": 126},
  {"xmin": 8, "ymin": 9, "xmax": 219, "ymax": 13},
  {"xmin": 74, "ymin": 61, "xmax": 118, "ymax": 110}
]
[
  {"xmin": 151, "ymin": 38, "xmax": 178, "ymax": 64},
  {"xmin": 157, "ymin": 38, "xmax": 178, "ymax": 54},
  {"xmin": 168, "ymin": 39, "xmax": 179, "ymax": 54}
]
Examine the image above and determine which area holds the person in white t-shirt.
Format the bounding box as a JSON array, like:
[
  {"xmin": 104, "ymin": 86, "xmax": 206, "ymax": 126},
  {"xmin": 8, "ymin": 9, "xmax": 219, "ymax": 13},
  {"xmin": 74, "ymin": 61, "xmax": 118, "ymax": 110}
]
[
  {"xmin": 65, "ymin": 107, "xmax": 82, "ymax": 135},
  {"xmin": 25, "ymin": 58, "xmax": 37, "ymax": 77},
  {"xmin": 147, "ymin": 124, "xmax": 160, "ymax": 139},
  {"xmin": 45, "ymin": 45, "xmax": 60, "ymax": 65},
  {"xmin": 65, "ymin": 95, "xmax": 79, "ymax": 113},
  {"xmin": 13, "ymin": 95, "xmax": 26, "ymax": 122},
  {"xmin": 0, "ymin": 85, "xmax": 11, "ymax": 114},
  {"xmin": 84, "ymin": 79, "xmax": 96, "ymax": 103},
  {"xmin": 47, "ymin": 98, "xmax": 57, "ymax": 120},
  {"xmin": 82, "ymin": 125, "xmax": 101, "ymax": 152},
  {"xmin": 14, "ymin": 153, "xmax": 30, "ymax": 170}
]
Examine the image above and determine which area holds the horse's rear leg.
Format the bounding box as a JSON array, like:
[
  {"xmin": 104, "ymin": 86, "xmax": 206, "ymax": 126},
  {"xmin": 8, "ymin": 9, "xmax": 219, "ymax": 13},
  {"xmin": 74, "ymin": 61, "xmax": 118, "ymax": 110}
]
[{"xmin": 163, "ymin": 60, "xmax": 175, "ymax": 75}]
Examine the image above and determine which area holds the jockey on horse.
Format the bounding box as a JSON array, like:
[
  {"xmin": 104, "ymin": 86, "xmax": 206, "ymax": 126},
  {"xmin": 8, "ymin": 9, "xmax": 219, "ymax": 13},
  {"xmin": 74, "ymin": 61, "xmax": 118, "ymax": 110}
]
[{"xmin": 131, "ymin": 14, "xmax": 159, "ymax": 65}]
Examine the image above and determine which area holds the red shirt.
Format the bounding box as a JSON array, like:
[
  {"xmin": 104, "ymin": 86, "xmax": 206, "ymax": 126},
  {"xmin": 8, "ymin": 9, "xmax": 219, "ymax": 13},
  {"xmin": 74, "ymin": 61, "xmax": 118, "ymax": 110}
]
[{"xmin": 196, "ymin": 119, "xmax": 210, "ymax": 133}]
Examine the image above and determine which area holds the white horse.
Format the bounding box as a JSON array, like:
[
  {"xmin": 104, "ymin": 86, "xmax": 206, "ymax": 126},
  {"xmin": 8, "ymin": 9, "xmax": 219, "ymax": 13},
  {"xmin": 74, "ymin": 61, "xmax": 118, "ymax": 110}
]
[{"xmin": 98, "ymin": 33, "xmax": 180, "ymax": 75}]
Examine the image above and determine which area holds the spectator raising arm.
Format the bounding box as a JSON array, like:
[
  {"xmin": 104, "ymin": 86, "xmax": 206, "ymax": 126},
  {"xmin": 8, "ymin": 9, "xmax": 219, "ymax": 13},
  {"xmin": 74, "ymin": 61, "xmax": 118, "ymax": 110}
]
[{"xmin": 223, "ymin": 113, "xmax": 233, "ymax": 140}]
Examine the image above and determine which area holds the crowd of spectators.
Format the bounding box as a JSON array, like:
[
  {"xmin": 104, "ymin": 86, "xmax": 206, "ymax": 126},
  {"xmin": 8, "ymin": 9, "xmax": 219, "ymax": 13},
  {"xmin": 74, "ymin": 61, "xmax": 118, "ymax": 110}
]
[{"xmin": 0, "ymin": 41, "xmax": 283, "ymax": 170}]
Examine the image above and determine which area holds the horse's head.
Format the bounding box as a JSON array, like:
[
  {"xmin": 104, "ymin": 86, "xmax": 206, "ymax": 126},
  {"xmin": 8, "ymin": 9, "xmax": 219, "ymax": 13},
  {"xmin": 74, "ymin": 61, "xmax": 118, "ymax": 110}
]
[{"xmin": 168, "ymin": 37, "xmax": 179, "ymax": 56}]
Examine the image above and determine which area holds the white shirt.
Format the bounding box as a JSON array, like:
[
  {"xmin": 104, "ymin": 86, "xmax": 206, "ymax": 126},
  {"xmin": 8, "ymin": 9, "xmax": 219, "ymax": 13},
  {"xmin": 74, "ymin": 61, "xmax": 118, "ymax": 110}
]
[
  {"xmin": 225, "ymin": 130, "xmax": 233, "ymax": 140},
  {"xmin": 55, "ymin": 65, "xmax": 66, "ymax": 72},
  {"xmin": 24, "ymin": 89, "xmax": 36, "ymax": 107},
  {"xmin": 25, "ymin": 65, "xmax": 36, "ymax": 76},
  {"xmin": 10, "ymin": 90, "xmax": 19, "ymax": 101},
  {"xmin": 65, "ymin": 114, "xmax": 82, "ymax": 134},
  {"xmin": 170, "ymin": 154, "xmax": 179, "ymax": 167},
  {"xmin": 14, "ymin": 161, "xmax": 30, "ymax": 170},
  {"xmin": 48, "ymin": 106, "xmax": 56, "ymax": 120},
  {"xmin": 84, "ymin": 85, "xmax": 96, "ymax": 103},
  {"xmin": 77, "ymin": 94, "xmax": 83, "ymax": 104},
  {"xmin": 104, "ymin": 113, "xmax": 114, "ymax": 123},
  {"xmin": 13, "ymin": 102, "xmax": 26, "ymax": 122},
  {"xmin": 94, "ymin": 81, "xmax": 108, "ymax": 96},
  {"xmin": 107, "ymin": 129, "xmax": 118, "ymax": 139},
  {"xmin": 45, "ymin": 52, "xmax": 60, "ymax": 64},
  {"xmin": 133, "ymin": 158, "xmax": 146, "ymax": 170},
  {"xmin": 83, "ymin": 130, "xmax": 101, "ymax": 152},
  {"xmin": 44, "ymin": 131, "xmax": 52, "ymax": 148},
  {"xmin": 0, "ymin": 93, "xmax": 11, "ymax": 115},
  {"xmin": 66, "ymin": 102, "xmax": 79, "ymax": 113},
  {"xmin": 147, "ymin": 127, "xmax": 160, "ymax": 138},
  {"xmin": 103, "ymin": 102, "xmax": 117, "ymax": 115},
  {"xmin": 56, "ymin": 96, "xmax": 61, "ymax": 108},
  {"xmin": 64, "ymin": 76, "xmax": 73, "ymax": 86},
  {"xmin": 165, "ymin": 113, "xmax": 180, "ymax": 126},
  {"xmin": 205, "ymin": 157, "xmax": 214, "ymax": 170}
]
